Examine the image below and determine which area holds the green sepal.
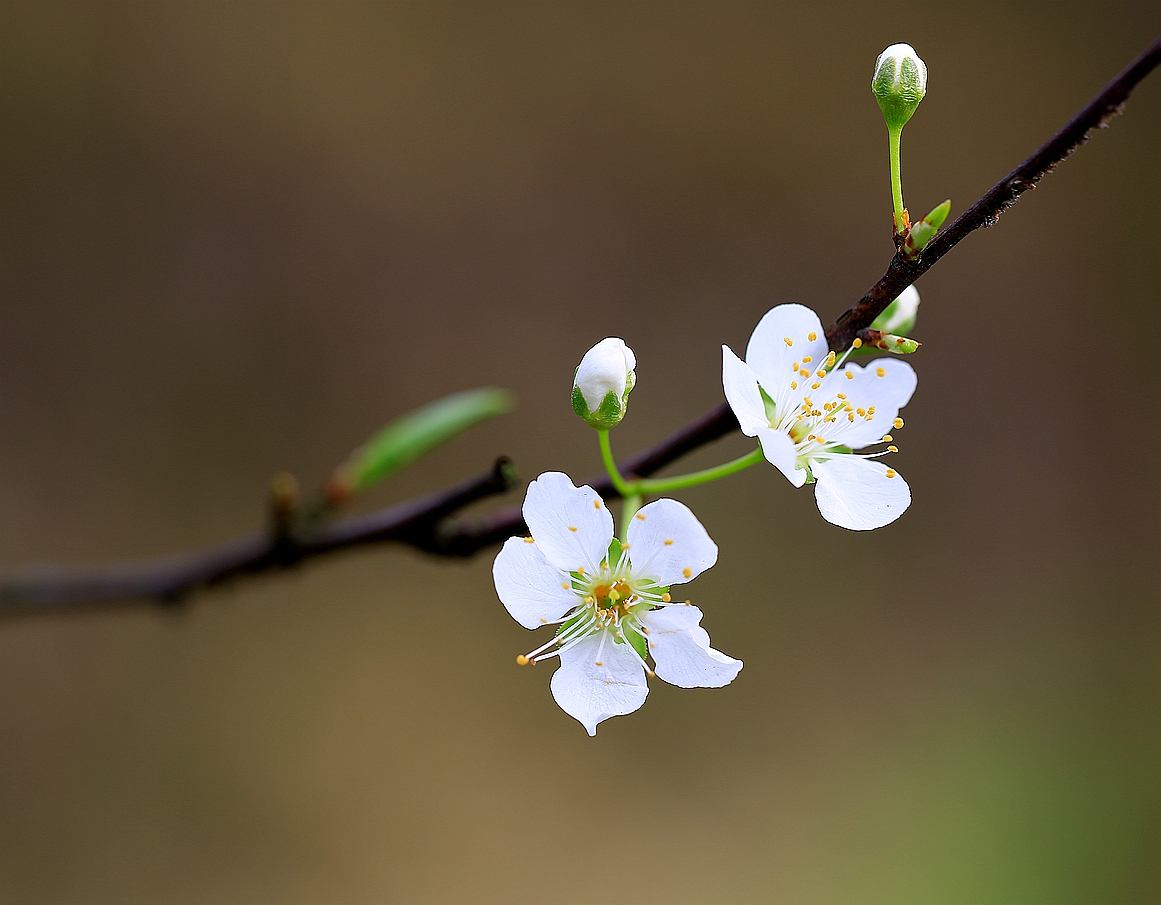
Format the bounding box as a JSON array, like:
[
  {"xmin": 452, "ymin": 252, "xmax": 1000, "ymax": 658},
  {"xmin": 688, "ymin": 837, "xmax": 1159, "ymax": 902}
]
[
  {"xmin": 872, "ymin": 57, "xmax": 926, "ymax": 131},
  {"xmin": 329, "ymin": 387, "xmax": 512, "ymax": 499},
  {"xmin": 624, "ymin": 625, "xmax": 649, "ymax": 662},
  {"xmin": 573, "ymin": 386, "xmax": 628, "ymax": 430},
  {"xmin": 606, "ymin": 537, "xmax": 624, "ymax": 570},
  {"xmin": 556, "ymin": 610, "xmax": 585, "ymax": 638}
]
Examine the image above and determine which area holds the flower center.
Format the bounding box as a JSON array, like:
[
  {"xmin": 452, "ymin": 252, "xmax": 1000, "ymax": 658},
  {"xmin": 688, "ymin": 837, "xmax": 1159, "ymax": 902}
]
[
  {"xmin": 590, "ymin": 580, "xmax": 633, "ymax": 611},
  {"xmin": 768, "ymin": 335, "xmax": 907, "ymax": 471}
]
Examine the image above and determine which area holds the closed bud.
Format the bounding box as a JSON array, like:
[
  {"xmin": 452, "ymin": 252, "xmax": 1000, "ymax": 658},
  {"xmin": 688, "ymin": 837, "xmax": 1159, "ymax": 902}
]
[
  {"xmin": 872, "ymin": 43, "xmax": 927, "ymax": 131},
  {"xmin": 858, "ymin": 329, "xmax": 921, "ymax": 355},
  {"xmin": 902, "ymin": 199, "xmax": 952, "ymax": 259},
  {"xmin": 571, "ymin": 337, "xmax": 636, "ymax": 429}
]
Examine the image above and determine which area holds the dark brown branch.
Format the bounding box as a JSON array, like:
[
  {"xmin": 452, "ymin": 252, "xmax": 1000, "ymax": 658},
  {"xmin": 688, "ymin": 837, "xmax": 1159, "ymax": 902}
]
[
  {"xmin": 438, "ymin": 35, "xmax": 1161, "ymax": 557},
  {"xmin": 2, "ymin": 37, "xmax": 1158, "ymax": 613},
  {"xmin": 0, "ymin": 460, "xmax": 515, "ymax": 613}
]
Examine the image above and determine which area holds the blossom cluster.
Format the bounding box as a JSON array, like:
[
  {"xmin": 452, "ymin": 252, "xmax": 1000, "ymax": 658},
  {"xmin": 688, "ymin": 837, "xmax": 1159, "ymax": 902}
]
[{"xmin": 493, "ymin": 300, "xmax": 920, "ymax": 735}]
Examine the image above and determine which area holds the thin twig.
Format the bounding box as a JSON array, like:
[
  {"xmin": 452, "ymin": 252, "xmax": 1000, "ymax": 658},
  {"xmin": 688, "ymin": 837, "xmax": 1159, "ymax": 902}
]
[
  {"xmin": 2, "ymin": 37, "xmax": 1158, "ymax": 613},
  {"xmin": 0, "ymin": 460, "xmax": 515, "ymax": 613}
]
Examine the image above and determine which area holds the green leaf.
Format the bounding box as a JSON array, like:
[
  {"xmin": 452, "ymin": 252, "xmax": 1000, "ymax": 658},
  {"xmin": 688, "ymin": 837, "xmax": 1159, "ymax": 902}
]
[{"xmin": 330, "ymin": 388, "xmax": 513, "ymax": 498}]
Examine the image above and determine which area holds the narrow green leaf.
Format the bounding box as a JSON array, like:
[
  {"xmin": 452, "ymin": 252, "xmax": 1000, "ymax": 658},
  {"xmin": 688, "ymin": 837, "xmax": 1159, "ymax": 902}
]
[{"xmin": 330, "ymin": 388, "xmax": 513, "ymax": 499}]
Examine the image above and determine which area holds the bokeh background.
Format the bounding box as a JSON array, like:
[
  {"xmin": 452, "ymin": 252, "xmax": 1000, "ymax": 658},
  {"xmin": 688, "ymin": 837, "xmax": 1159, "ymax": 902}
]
[{"xmin": 1, "ymin": 3, "xmax": 1158, "ymax": 903}]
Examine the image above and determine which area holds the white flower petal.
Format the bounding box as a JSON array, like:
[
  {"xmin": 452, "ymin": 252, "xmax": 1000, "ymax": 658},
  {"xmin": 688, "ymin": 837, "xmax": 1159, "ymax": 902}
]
[
  {"xmin": 722, "ymin": 345, "xmax": 768, "ymax": 437},
  {"xmin": 831, "ymin": 359, "xmax": 917, "ymax": 448},
  {"xmin": 812, "ymin": 455, "xmax": 911, "ymax": 530},
  {"xmin": 756, "ymin": 426, "xmax": 807, "ymax": 487},
  {"xmin": 522, "ymin": 472, "xmax": 614, "ymax": 573},
  {"xmin": 745, "ymin": 304, "xmax": 829, "ymax": 396},
  {"xmin": 574, "ymin": 337, "xmax": 635, "ymax": 410},
  {"xmin": 641, "ymin": 605, "xmax": 742, "ymax": 689},
  {"xmin": 550, "ymin": 632, "xmax": 648, "ymax": 736},
  {"xmin": 492, "ymin": 537, "xmax": 579, "ymax": 630},
  {"xmin": 626, "ymin": 498, "xmax": 718, "ymax": 587}
]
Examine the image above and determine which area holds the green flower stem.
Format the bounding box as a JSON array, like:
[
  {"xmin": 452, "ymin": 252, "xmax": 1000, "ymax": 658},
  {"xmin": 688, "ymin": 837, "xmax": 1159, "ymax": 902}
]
[
  {"xmin": 597, "ymin": 429, "xmax": 635, "ymax": 498},
  {"xmin": 888, "ymin": 124, "xmax": 906, "ymax": 234},
  {"xmin": 619, "ymin": 492, "xmax": 642, "ymax": 538},
  {"xmin": 634, "ymin": 447, "xmax": 765, "ymax": 495},
  {"xmin": 599, "ymin": 431, "xmax": 764, "ymax": 527}
]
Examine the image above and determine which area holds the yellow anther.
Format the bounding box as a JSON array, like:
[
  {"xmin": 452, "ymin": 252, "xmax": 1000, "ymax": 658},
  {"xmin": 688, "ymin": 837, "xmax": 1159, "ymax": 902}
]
[
  {"xmin": 825, "ymin": 351, "xmax": 836, "ymax": 366},
  {"xmin": 816, "ymin": 369, "xmax": 827, "ymax": 379},
  {"xmin": 568, "ymin": 526, "xmax": 578, "ymax": 533},
  {"xmin": 867, "ymin": 406, "xmax": 876, "ymax": 415},
  {"xmin": 577, "ymin": 566, "xmax": 586, "ymax": 574},
  {"xmin": 661, "ymin": 593, "xmax": 671, "ymax": 603},
  {"xmin": 593, "ymin": 500, "xmax": 602, "ymax": 509},
  {"xmin": 852, "ymin": 337, "xmax": 863, "ymax": 349},
  {"xmin": 523, "ymin": 537, "xmax": 535, "ymax": 544},
  {"xmin": 808, "ymin": 331, "xmax": 817, "ymax": 341},
  {"xmin": 882, "ymin": 434, "xmax": 893, "ymax": 442},
  {"xmin": 608, "ymin": 590, "xmax": 621, "ymax": 602},
  {"xmin": 663, "ymin": 538, "xmax": 674, "ymax": 546},
  {"xmin": 845, "ymin": 371, "xmax": 854, "ymax": 380},
  {"xmin": 886, "ymin": 469, "xmax": 897, "ymax": 479},
  {"xmin": 837, "ymin": 392, "xmax": 847, "ymax": 400},
  {"xmin": 783, "ymin": 337, "xmax": 794, "ymax": 347},
  {"xmin": 635, "ymin": 512, "xmax": 646, "ymax": 521},
  {"xmin": 893, "ymin": 417, "xmax": 905, "ymax": 429},
  {"xmin": 802, "ymin": 397, "xmax": 813, "ymax": 406},
  {"xmin": 516, "ymin": 654, "xmax": 531, "ymax": 666},
  {"xmin": 857, "ymin": 407, "xmax": 866, "ymax": 416},
  {"xmin": 887, "ymin": 445, "xmax": 899, "ymax": 453},
  {"xmin": 583, "ymin": 596, "xmax": 595, "ymax": 604},
  {"xmin": 560, "ymin": 582, "xmax": 569, "ymax": 589},
  {"xmin": 594, "ymin": 661, "xmax": 604, "ymax": 667},
  {"xmin": 847, "ymin": 412, "xmax": 855, "ymax": 422},
  {"xmin": 790, "ymin": 381, "xmax": 798, "ymax": 390},
  {"xmin": 682, "ymin": 567, "xmax": 692, "ymax": 578},
  {"xmin": 811, "ymin": 382, "xmax": 821, "ymax": 390},
  {"xmin": 791, "ymin": 361, "xmax": 799, "ymax": 371},
  {"xmin": 799, "ymin": 369, "xmax": 810, "ymax": 378},
  {"xmin": 802, "ymin": 355, "xmax": 813, "ymax": 364},
  {"xmin": 876, "ymin": 367, "xmax": 886, "ymax": 378}
]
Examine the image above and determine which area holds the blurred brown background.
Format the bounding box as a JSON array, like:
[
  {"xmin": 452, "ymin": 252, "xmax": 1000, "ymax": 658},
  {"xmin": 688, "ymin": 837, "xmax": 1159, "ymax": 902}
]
[{"xmin": 1, "ymin": 3, "xmax": 1158, "ymax": 904}]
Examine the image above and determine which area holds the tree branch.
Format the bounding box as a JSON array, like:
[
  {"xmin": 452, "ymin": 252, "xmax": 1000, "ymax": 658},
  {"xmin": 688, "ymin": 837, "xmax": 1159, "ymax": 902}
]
[{"xmin": 2, "ymin": 37, "xmax": 1158, "ymax": 614}]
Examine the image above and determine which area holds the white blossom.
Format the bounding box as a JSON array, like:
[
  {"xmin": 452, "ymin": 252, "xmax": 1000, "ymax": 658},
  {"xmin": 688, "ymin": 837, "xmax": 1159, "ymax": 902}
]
[
  {"xmin": 493, "ymin": 472, "xmax": 742, "ymax": 735},
  {"xmin": 723, "ymin": 304, "xmax": 917, "ymax": 530}
]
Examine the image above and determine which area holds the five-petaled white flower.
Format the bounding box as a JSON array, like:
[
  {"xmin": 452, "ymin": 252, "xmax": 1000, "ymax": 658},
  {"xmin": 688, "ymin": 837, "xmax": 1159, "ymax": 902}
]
[
  {"xmin": 723, "ymin": 303, "xmax": 917, "ymax": 530},
  {"xmin": 493, "ymin": 472, "xmax": 742, "ymax": 735}
]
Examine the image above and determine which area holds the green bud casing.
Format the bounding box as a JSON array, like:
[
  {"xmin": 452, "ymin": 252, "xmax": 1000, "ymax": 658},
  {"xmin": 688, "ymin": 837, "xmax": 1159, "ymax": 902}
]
[{"xmin": 872, "ymin": 43, "xmax": 928, "ymax": 130}]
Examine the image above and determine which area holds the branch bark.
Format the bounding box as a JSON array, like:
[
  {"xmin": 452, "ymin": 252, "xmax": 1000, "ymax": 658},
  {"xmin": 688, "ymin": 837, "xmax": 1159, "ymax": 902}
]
[{"xmin": 3, "ymin": 36, "xmax": 1158, "ymax": 614}]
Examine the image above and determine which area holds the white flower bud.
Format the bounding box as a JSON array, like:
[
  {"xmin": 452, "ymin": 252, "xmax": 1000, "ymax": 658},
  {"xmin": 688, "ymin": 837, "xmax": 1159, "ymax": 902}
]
[
  {"xmin": 871, "ymin": 43, "xmax": 927, "ymax": 130},
  {"xmin": 571, "ymin": 337, "xmax": 636, "ymax": 429}
]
